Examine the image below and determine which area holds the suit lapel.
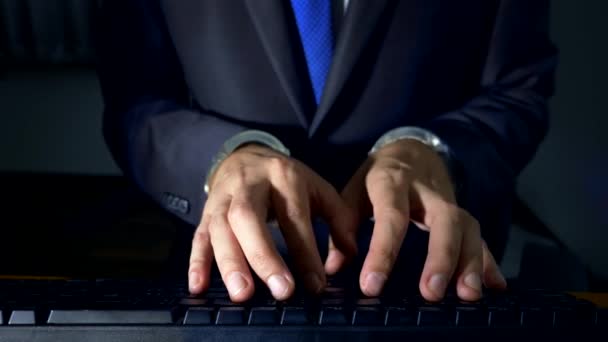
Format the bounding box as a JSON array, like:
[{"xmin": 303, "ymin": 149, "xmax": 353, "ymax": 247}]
[
  {"xmin": 310, "ymin": 0, "xmax": 391, "ymax": 136},
  {"xmin": 245, "ymin": 0, "xmax": 314, "ymax": 130}
]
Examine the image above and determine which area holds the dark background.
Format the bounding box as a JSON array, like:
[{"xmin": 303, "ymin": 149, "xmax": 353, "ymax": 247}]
[{"xmin": 0, "ymin": 1, "xmax": 606, "ymax": 289}]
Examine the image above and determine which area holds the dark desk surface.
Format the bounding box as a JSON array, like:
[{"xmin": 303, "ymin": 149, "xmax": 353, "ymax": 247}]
[
  {"xmin": 569, "ymin": 292, "xmax": 608, "ymax": 308},
  {"xmin": 0, "ymin": 172, "xmax": 191, "ymax": 279}
]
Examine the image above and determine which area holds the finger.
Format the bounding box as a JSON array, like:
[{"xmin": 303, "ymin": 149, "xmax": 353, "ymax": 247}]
[
  {"xmin": 326, "ymin": 165, "xmax": 370, "ymax": 274},
  {"xmin": 359, "ymin": 166, "xmax": 410, "ymax": 296},
  {"xmin": 482, "ymin": 240, "xmax": 507, "ymax": 289},
  {"xmin": 416, "ymin": 184, "xmax": 463, "ymax": 301},
  {"xmin": 270, "ymin": 165, "xmax": 325, "ymax": 294},
  {"xmin": 325, "ymin": 237, "xmax": 347, "ymax": 276},
  {"xmin": 340, "ymin": 161, "xmax": 372, "ymax": 222},
  {"xmin": 189, "ymin": 213, "xmax": 213, "ymax": 295},
  {"xmin": 228, "ymin": 185, "xmax": 295, "ymax": 300},
  {"xmin": 208, "ymin": 199, "xmax": 255, "ymax": 302},
  {"xmin": 311, "ymin": 171, "xmax": 359, "ymax": 272},
  {"xmin": 454, "ymin": 218, "xmax": 483, "ymax": 301}
]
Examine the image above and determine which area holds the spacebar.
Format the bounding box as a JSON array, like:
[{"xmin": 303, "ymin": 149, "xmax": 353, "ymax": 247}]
[{"xmin": 47, "ymin": 310, "xmax": 174, "ymax": 324}]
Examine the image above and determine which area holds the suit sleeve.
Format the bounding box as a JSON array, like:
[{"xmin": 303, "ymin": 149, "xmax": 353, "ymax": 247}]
[
  {"xmin": 96, "ymin": 0, "xmax": 246, "ymax": 226},
  {"xmin": 418, "ymin": 0, "xmax": 558, "ymax": 253}
]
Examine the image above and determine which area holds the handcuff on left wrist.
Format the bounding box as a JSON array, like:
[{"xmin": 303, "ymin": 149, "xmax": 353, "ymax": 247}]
[{"xmin": 368, "ymin": 126, "xmax": 463, "ymax": 202}]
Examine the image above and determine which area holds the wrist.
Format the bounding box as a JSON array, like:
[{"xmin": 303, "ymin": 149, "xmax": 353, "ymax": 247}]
[
  {"xmin": 371, "ymin": 137, "xmax": 437, "ymax": 161},
  {"xmin": 369, "ymin": 126, "xmax": 449, "ymax": 156},
  {"xmin": 204, "ymin": 130, "xmax": 290, "ymax": 194},
  {"xmin": 370, "ymin": 126, "xmax": 462, "ymax": 201}
]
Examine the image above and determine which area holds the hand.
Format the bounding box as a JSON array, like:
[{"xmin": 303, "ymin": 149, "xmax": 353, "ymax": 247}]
[
  {"xmin": 326, "ymin": 139, "xmax": 507, "ymax": 302},
  {"xmin": 189, "ymin": 144, "xmax": 358, "ymax": 302}
]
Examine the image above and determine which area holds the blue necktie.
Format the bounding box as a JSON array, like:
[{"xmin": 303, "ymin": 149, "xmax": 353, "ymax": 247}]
[{"xmin": 290, "ymin": 0, "xmax": 334, "ymax": 105}]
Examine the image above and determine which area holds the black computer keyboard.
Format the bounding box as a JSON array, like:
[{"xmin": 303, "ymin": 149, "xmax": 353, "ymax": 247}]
[{"xmin": 0, "ymin": 276, "xmax": 605, "ymax": 342}]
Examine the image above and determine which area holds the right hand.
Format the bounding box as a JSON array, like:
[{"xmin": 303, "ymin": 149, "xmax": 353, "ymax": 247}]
[{"xmin": 188, "ymin": 144, "xmax": 358, "ymax": 302}]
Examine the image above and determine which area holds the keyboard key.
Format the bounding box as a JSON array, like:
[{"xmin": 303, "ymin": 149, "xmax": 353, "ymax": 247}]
[
  {"xmin": 283, "ymin": 297, "xmax": 307, "ymax": 307},
  {"xmin": 47, "ymin": 310, "xmax": 173, "ymax": 324},
  {"xmin": 353, "ymin": 307, "xmax": 384, "ymax": 326},
  {"xmin": 380, "ymin": 295, "xmax": 401, "ymax": 307},
  {"xmin": 488, "ymin": 309, "xmax": 521, "ymax": 327},
  {"xmin": 321, "ymin": 298, "xmax": 345, "ymax": 306},
  {"xmin": 8, "ymin": 310, "xmax": 36, "ymax": 325},
  {"xmin": 356, "ymin": 298, "xmax": 381, "ymax": 306},
  {"xmin": 386, "ymin": 308, "xmax": 417, "ymax": 326},
  {"xmin": 322, "ymin": 287, "xmax": 346, "ymax": 297},
  {"xmin": 319, "ymin": 307, "xmax": 349, "ymax": 325},
  {"xmin": 281, "ymin": 307, "xmax": 312, "ymax": 325},
  {"xmin": 554, "ymin": 307, "xmax": 594, "ymax": 327},
  {"xmin": 484, "ymin": 293, "xmax": 516, "ymax": 307},
  {"xmin": 216, "ymin": 307, "xmax": 246, "ymax": 325},
  {"xmin": 572, "ymin": 301, "xmax": 598, "ymax": 327},
  {"xmin": 208, "ymin": 277, "xmax": 225, "ymax": 290},
  {"xmin": 249, "ymin": 297, "xmax": 277, "ymax": 307},
  {"xmin": 203, "ymin": 292, "xmax": 229, "ymax": 299},
  {"xmin": 417, "ymin": 307, "xmax": 453, "ymax": 326},
  {"xmin": 183, "ymin": 308, "xmax": 214, "ymax": 325},
  {"xmin": 441, "ymin": 293, "xmax": 460, "ymax": 304},
  {"xmin": 455, "ymin": 307, "xmax": 488, "ymax": 326},
  {"xmin": 211, "ymin": 299, "xmax": 241, "ymax": 307},
  {"xmin": 178, "ymin": 298, "xmax": 209, "ymax": 307},
  {"xmin": 521, "ymin": 308, "xmax": 554, "ymax": 327},
  {"xmin": 248, "ymin": 307, "xmax": 278, "ymax": 325},
  {"xmin": 0, "ymin": 277, "xmax": 602, "ymax": 332}
]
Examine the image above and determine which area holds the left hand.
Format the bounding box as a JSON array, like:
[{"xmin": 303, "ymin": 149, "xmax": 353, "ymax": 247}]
[{"xmin": 325, "ymin": 139, "xmax": 507, "ymax": 302}]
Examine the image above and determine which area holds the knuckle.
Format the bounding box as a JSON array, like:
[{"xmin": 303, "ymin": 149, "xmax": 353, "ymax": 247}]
[
  {"xmin": 188, "ymin": 263, "xmax": 206, "ymax": 274},
  {"xmin": 216, "ymin": 255, "xmax": 244, "ymax": 273},
  {"xmin": 228, "ymin": 201, "xmax": 255, "ymax": 224},
  {"xmin": 430, "ymin": 203, "xmax": 479, "ymax": 233},
  {"xmin": 207, "ymin": 215, "xmax": 228, "ymax": 235},
  {"xmin": 368, "ymin": 162, "xmax": 410, "ymax": 184},
  {"xmin": 369, "ymin": 245, "xmax": 398, "ymax": 267},
  {"xmin": 232, "ymin": 178, "xmax": 247, "ymax": 191},
  {"xmin": 284, "ymin": 204, "xmax": 309, "ymax": 223},
  {"xmin": 469, "ymin": 243, "xmax": 484, "ymax": 260},
  {"xmin": 192, "ymin": 229, "xmax": 211, "ymax": 246},
  {"xmin": 268, "ymin": 157, "xmax": 296, "ymax": 177},
  {"xmin": 190, "ymin": 232, "xmax": 212, "ymax": 265},
  {"xmin": 221, "ymin": 168, "xmax": 248, "ymax": 191},
  {"xmin": 454, "ymin": 208, "xmax": 480, "ymax": 233},
  {"xmin": 429, "ymin": 241, "xmax": 460, "ymax": 264},
  {"xmin": 189, "ymin": 254, "xmax": 210, "ymax": 268},
  {"xmin": 440, "ymin": 242, "xmax": 460, "ymax": 261},
  {"xmin": 247, "ymin": 249, "xmax": 275, "ymax": 274},
  {"xmin": 439, "ymin": 201, "xmax": 459, "ymax": 217},
  {"xmin": 367, "ymin": 167, "xmax": 395, "ymax": 185},
  {"xmin": 377, "ymin": 207, "xmax": 408, "ymax": 226}
]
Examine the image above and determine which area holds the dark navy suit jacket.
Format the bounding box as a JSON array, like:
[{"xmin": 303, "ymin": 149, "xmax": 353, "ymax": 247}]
[{"xmin": 97, "ymin": 0, "xmax": 557, "ymax": 260}]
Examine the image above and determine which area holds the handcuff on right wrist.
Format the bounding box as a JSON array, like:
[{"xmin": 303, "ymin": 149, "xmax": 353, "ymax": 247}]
[{"xmin": 204, "ymin": 130, "xmax": 290, "ymax": 195}]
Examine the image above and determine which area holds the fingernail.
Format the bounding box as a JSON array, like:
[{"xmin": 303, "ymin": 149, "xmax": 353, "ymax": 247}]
[
  {"xmin": 226, "ymin": 272, "xmax": 248, "ymax": 296},
  {"xmin": 364, "ymin": 272, "xmax": 387, "ymax": 296},
  {"xmin": 306, "ymin": 272, "xmax": 324, "ymax": 293},
  {"xmin": 464, "ymin": 273, "xmax": 482, "ymax": 292},
  {"xmin": 429, "ymin": 274, "xmax": 447, "ymax": 295},
  {"xmin": 189, "ymin": 271, "xmax": 201, "ymax": 292},
  {"xmin": 268, "ymin": 274, "xmax": 290, "ymax": 299}
]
